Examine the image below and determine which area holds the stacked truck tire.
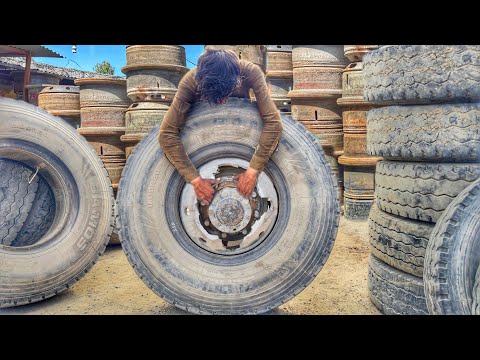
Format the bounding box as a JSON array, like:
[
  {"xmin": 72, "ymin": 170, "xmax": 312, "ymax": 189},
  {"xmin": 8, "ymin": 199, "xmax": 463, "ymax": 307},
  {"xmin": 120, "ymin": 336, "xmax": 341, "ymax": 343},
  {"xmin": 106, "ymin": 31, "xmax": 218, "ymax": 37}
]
[{"xmin": 364, "ymin": 45, "xmax": 480, "ymax": 315}]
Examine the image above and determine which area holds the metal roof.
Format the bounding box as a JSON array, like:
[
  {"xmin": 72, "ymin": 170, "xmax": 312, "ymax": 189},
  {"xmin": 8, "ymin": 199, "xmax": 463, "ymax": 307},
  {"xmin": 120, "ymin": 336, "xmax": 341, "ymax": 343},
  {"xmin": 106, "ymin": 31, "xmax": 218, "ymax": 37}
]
[
  {"xmin": 0, "ymin": 45, "xmax": 63, "ymax": 58},
  {"xmin": 0, "ymin": 56, "xmax": 124, "ymax": 80}
]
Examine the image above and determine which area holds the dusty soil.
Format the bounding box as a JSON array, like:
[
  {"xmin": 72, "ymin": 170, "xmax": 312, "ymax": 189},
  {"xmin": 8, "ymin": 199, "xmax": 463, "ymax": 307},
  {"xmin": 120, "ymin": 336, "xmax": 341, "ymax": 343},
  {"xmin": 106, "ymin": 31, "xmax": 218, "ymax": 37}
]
[{"xmin": 0, "ymin": 216, "xmax": 380, "ymax": 315}]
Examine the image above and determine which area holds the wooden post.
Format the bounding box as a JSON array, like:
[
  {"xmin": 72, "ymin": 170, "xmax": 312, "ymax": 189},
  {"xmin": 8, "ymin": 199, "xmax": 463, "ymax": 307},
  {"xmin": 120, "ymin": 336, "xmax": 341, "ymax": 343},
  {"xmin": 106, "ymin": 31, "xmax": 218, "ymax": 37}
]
[{"xmin": 23, "ymin": 51, "xmax": 32, "ymax": 102}]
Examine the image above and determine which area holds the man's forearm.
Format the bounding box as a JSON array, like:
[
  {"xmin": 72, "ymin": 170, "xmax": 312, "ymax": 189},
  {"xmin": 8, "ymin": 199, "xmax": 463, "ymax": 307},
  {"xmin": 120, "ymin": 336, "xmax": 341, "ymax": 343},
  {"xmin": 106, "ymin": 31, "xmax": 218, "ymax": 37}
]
[
  {"xmin": 159, "ymin": 119, "xmax": 200, "ymax": 183},
  {"xmin": 249, "ymin": 116, "xmax": 283, "ymax": 172}
]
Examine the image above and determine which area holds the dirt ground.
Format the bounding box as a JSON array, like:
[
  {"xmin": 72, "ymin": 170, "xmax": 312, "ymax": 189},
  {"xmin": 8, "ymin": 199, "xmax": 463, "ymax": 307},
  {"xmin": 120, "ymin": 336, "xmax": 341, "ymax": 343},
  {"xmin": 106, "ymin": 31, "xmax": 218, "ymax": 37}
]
[{"xmin": 0, "ymin": 216, "xmax": 380, "ymax": 315}]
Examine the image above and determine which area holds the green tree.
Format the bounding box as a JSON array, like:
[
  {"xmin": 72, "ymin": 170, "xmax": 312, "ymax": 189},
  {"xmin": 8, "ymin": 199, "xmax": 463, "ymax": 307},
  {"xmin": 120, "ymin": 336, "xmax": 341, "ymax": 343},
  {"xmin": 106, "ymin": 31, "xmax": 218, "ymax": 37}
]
[{"xmin": 93, "ymin": 61, "xmax": 115, "ymax": 75}]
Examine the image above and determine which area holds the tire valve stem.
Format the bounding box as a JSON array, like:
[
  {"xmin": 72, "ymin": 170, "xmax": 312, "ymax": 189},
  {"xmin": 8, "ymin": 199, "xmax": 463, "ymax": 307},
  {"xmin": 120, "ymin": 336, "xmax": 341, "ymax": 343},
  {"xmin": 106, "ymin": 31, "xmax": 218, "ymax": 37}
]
[
  {"xmin": 204, "ymin": 220, "xmax": 210, "ymax": 226},
  {"xmin": 251, "ymin": 191, "xmax": 257, "ymax": 198},
  {"xmin": 254, "ymin": 210, "xmax": 260, "ymax": 219},
  {"xmin": 221, "ymin": 233, "xmax": 227, "ymax": 238},
  {"xmin": 242, "ymin": 229, "xmax": 248, "ymax": 235}
]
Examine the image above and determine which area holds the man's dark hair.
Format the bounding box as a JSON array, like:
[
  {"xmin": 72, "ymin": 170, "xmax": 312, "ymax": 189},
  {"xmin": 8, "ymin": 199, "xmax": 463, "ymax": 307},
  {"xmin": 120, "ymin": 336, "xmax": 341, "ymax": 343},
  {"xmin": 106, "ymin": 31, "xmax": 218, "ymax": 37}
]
[{"xmin": 195, "ymin": 49, "xmax": 241, "ymax": 104}]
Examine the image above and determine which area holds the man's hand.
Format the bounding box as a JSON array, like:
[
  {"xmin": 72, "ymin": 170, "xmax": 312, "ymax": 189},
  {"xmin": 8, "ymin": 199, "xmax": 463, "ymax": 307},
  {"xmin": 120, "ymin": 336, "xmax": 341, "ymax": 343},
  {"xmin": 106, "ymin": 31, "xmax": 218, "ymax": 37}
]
[
  {"xmin": 190, "ymin": 176, "xmax": 220, "ymax": 205},
  {"xmin": 234, "ymin": 167, "xmax": 259, "ymax": 198}
]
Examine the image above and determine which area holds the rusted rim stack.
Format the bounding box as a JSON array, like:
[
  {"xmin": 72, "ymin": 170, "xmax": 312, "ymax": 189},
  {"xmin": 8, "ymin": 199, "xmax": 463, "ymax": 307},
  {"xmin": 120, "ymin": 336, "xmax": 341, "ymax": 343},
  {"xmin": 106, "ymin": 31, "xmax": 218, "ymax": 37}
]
[
  {"xmin": 120, "ymin": 45, "xmax": 187, "ymax": 159},
  {"xmin": 344, "ymin": 45, "xmax": 380, "ymax": 63},
  {"xmin": 289, "ymin": 45, "xmax": 349, "ymax": 204},
  {"xmin": 121, "ymin": 102, "xmax": 169, "ymax": 158},
  {"xmin": 266, "ymin": 45, "xmax": 293, "ymax": 113},
  {"xmin": 75, "ymin": 78, "xmax": 131, "ymax": 190},
  {"xmin": 337, "ymin": 47, "xmax": 382, "ymax": 219},
  {"xmin": 10, "ymin": 70, "xmax": 62, "ymax": 106},
  {"xmin": 38, "ymin": 85, "xmax": 81, "ymax": 128},
  {"xmin": 121, "ymin": 45, "xmax": 188, "ymax": 103}
]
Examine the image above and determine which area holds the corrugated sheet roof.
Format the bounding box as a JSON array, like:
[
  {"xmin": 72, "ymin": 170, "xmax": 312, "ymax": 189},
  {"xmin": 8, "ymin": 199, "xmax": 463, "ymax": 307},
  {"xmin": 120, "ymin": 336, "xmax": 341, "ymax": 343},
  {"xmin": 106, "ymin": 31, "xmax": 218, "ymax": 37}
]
[
  {"xmin": 0, "ymin": 57, "xmax": 124, "ymax": 80},
  {"xmin": 1, "ymin": 45, "xmax": 64, "ymax": 58}
]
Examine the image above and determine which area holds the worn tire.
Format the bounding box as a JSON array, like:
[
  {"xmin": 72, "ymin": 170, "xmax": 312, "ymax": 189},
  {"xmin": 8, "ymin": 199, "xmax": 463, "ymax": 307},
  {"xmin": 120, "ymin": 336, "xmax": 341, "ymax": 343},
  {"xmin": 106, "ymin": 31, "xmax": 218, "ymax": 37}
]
[
  {"xmin": 117, "ymin": 97, "xmax": 340, "ymax": 314},
  {"xmin": 0, "ymin": 98, "xmax": 114, "ymax": 307},
  {"xmin": 473, "ymin": 266, "xmax": 480, "ymax": 315},
  {"xmin": 109, "ymin": 198, "xmax": 120, "ymax": 245},
  {"xmin": 363, "ymin": 45, "xmax": 480, "ymax": 104},
  {"xmin": 12, "ymin": 174, "xmax": 56, "ymax": 247},
  {"xmin": 369, "ymin": 205, "xmax": 434, "ymax": 278},
  {"xmin": 375, "ymin": 161, "xmax": 480, "ymax": 223},
  {"xmin": 368, "ymin": 255, "xmax": 428, "ymax": 315},
  {"xmin": 424, "ymin": 178, "xmax": 480, "ymax": 314},
  {"xmin": 0, "ymin": 160, "xmax": 39, "ymax": 246},
  {"xmin": 367, "ymin": 104, "xmax": 480, "ymax": 162}
]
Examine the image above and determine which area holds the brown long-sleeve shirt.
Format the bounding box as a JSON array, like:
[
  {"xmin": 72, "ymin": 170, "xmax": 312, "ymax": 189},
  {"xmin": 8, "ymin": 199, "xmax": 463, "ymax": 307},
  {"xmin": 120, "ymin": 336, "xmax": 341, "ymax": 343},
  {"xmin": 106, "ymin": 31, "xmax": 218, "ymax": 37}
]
[{"xmin": 159, "ymin": 59, "xmax": 283, "ymax": 182}]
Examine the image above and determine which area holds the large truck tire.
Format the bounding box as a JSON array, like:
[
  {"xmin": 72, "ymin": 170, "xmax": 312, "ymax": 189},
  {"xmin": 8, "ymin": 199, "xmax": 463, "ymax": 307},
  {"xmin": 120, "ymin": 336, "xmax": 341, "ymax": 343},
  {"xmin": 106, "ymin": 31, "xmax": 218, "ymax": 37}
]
[
  {"xmin": 0, "ymin": 98, "xmax": 114, "ymax": 307},
  {"xmin": 368, "ymin": 255, "xmax": 428, "ymax": 315},
  {"xmin": 363, "ymin": 45, "xmax": 480, "ymax": 105},
  {"xmin": 117, "ymin": 97, "xmax": 340, "ymax": 314},
  {"xmin": 375, "ymin": 161, "xmax": 480, "ymax": 223},
  {"xmin": 424, "ymin": 178, "xmax": 480, "ymax": 314},
  {"xmin": 367, "ymin": 104, "xmax": 480, "ymax": 163},
  {"xmin": 369, "ymin": 205, "xmax": 434, "ymax": 278}
]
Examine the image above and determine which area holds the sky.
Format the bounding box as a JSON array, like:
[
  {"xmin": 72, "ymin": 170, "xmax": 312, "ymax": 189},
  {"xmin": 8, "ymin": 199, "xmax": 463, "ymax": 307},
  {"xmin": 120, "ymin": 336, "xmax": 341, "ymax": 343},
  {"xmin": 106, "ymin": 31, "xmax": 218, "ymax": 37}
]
[{"xmin": 35, "ymin": 45, "xmax": 205, "ymax": 76}]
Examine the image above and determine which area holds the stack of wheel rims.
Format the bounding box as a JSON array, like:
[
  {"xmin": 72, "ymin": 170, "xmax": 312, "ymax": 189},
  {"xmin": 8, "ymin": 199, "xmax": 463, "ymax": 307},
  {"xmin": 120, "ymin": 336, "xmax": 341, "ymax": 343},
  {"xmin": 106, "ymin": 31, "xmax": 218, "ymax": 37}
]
[
  {"xmin": 266, "ymin": 45, "xmax": 293, "ymax": 114},
  {"xmin": 75, "ymin": 78, "xmax": 131, "ymax": 245},
  {"xmin": 363, "ymin": 45, "xmax": 480, "ymax": 314},
  {"xmin": 120, "ymin": 45, "xmax": 188, "ymax": 159},
  {"xmin": 337, "ymin": 46, "xmax": 381, "ymax": 220},
  {"xmin": 0, "ymin": 98, "xmax": 114, "ymax": 308},
  {"xmin": 288, "ymin": 45, "xmax": 349, "ymax": 205},
  {"xmin": 38, "ymin": 85, "xmax": 81, "ymax": 128}
]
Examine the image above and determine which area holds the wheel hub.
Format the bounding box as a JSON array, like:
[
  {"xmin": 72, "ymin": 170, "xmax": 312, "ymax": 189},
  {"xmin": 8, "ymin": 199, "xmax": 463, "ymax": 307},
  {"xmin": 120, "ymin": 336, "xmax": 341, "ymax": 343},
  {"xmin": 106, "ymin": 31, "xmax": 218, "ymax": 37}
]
[
  {"xmin": 180, "ymin": 158, "xmax": 279, "ymax": 255},
  {"xmin": 210, "ymin": 187, "xmax": 251, "ymax": 233}
]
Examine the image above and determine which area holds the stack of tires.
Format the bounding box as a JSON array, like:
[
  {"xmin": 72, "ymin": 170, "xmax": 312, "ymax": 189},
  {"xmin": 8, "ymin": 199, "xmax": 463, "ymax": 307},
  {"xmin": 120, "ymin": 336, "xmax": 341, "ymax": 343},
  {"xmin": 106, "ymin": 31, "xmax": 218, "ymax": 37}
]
[
  {"xmin": 38, "ymin": 85, "xmax": 81, "ymax": 128},
  {"xmin": 0, "ymin": 98, "xmax": 114, "ymax": 307},
  {"xmin": 337, "ymin": 45, "xmax": 380, "ymax": 220},
  {"xmin": 364, "ymin": 45, "xmax": 480, "ymax": 315},
  {"xmin": 120, "ymin": 45, "xmax": 188, "ymax": 158},
  {"xmin": 288, "ymin": 45, "xmax": 349, "ymax": 204},
  {"xmin": 266, "ymin": 45, "xmax": 293, "ymax": 114},
  {"xmin": 75, "ymin": 78, "xmax": 131, "ymax": 245}
]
